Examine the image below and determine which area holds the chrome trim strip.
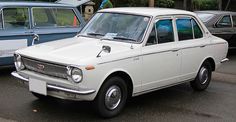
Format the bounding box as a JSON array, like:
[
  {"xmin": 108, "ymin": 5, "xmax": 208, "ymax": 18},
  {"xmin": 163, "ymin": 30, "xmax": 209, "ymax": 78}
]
[
  {"xmin": 47, "ymin": 85, "xmax": 95, "ymax": 95},
  {"xmin": 11, "ymin": 71, "xmax": 29, "ymax": 81},
  {"xmin": 11, "ymin": 71, "xmax": 95, "ymax": 95},
  {"xmin": 133, "ymin": 78, "xmax": 194, "ymax": 97},
  {"xmin": 221, "ymin": 58, "xmax": 229, "ymax": 63}
]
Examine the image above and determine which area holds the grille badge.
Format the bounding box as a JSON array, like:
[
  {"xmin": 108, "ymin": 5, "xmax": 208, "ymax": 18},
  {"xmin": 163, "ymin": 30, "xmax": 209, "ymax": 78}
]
[{"xmin": 37, "ymin": 64, "xmax": 45, "ymax": 71}]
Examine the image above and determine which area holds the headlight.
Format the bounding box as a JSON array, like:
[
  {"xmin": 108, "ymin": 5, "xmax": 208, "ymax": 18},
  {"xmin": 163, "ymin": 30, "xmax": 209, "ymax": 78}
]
[
  {"xmin": 67, "ymin": 66, "xmax": 83, "ymax": 83},
  {"xmin": 14, "ymin": 54, "xmax": 25, "ymax": 71}
]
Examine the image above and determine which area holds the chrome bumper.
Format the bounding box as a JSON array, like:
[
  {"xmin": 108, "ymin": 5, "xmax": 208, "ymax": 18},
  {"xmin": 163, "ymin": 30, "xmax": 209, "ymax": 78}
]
[
  {"xmin": 11, "ymin": 71, "xmax": 95, "ymax": 95},
  {"xmin": 220, "ymin": 58, "xmax": 229, "ymax": 63}
]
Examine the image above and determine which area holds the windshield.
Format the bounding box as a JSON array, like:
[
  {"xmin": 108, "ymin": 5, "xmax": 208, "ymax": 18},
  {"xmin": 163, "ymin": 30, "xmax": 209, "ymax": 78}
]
[
  {"xmin": 196, "ymin": 13, "xmax": 215, "ymax": 23},
  {"xmin": 80, "ymin": 12, "xmax": 150, "ymax": 43}
]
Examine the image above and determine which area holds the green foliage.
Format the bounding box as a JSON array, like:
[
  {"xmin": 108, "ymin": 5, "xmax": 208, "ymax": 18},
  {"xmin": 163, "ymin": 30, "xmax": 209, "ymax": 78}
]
[
  {"xmin": 126, "ymin": 0, "xmax": 147, "ymax": 7},
  {"xmin": 155, "ymin": 0, "xmax": 175, "ymax": 8},
  {"xmin": 192, "ymin": 0, "xmax": 218, "ymax": 10}
]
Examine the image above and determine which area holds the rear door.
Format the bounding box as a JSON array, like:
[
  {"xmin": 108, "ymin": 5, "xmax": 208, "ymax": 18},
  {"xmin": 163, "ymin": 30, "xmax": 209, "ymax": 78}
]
[
  {"xmin": 31, "ymin": 7, "xmax": 84, "ymax": 44},
  {"xmin": 0, "ymin": 7, "xmax": 32, "ymax": 66}
]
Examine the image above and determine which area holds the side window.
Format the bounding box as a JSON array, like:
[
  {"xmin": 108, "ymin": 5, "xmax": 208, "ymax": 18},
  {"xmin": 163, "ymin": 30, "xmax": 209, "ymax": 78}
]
[
  {"xmin": 0, "ymin": 11, "xmax": 2, "ymax": 29},
  {"xmin": 33, "ymin": 8, "xmax": 80, "ymax": 28},
  {"xmin": 191, "ymin": 19, "xmax": 203, "ymax": 39},
  {"xmin": 176, "ymin": 18, "xmax": 193, "ymax": 41},
  {"xmin": 3, "ymin": 8, "xmax": 29, "ymax": 29},
  {"xmin": 216, "ymin": 15, "xmax": 232, "ymax": 28},
  {"xmin": 232, "ymin": 15, "xmax": 236, "ymax": 27},
  {"xmin": 146, "ymin": 26, "xmax": 157, "ymax": 46},
  {"xmin": 156, "ymin": 19, "xmax": 174, "ymax": 44}
]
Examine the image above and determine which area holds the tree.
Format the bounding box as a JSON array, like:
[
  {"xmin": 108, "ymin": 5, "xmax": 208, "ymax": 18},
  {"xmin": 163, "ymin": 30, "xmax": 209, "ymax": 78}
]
[{"xmin": 149, "ymin": 0, "xmax": 154, "ymax": 7}]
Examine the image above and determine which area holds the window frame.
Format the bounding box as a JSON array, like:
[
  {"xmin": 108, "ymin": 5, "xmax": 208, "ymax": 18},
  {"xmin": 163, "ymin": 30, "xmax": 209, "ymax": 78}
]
[
  {"xmin": 31, "ymin": 7, "xmax": 80, "ymax": 29},
  {"xmin": 175, "ymin": 15, "xmax": 205, "ymax": 41},
  {"xmin": 215, "ymin": 15, "xmax": 233, "ymax": 28},
  {"xmin": 2, "ymin": 7, "xmax": 30, "ymax": 30},
  {"xmin": 0, "ymin": 8, "xmax": 3, "ymax": 29}
]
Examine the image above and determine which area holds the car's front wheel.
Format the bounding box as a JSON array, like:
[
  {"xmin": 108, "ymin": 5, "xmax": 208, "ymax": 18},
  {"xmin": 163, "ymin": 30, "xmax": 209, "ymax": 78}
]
[
  {"xmin": 94, "ymin": 76, "xmax": 128, "ymax": 118},
  {"xmin": 191, "ymin": 61, "xmax": 212, "ymax": 91}
]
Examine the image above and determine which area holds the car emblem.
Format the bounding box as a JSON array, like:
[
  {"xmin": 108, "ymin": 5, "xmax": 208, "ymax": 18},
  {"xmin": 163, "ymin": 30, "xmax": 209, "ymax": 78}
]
[{"xmin": 37, "ymin": 64, "xmax": 45, "ymax": 70}]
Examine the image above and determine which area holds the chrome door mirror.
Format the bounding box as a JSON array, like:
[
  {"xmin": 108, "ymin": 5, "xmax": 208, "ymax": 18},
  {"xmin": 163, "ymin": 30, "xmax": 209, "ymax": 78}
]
[{"xmin": 32, "ymin": 34, "xmax": 39, "ymax": 46}]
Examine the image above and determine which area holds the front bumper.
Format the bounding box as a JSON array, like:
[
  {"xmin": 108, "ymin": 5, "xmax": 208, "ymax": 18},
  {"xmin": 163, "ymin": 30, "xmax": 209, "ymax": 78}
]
[{"xmin": 11, "ymin": 71, "xmax": 96, "ymax": 101}]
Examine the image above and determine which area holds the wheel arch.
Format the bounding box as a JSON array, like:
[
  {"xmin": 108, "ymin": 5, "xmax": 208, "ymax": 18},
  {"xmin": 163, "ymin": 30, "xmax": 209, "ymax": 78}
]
[
  {"xmin": 100, "ymin": 70, "xmax": 134, "ymax": 98},
  {"xmin": 200, "ymin": 57, "xmax": 216, "ymax": 72}
]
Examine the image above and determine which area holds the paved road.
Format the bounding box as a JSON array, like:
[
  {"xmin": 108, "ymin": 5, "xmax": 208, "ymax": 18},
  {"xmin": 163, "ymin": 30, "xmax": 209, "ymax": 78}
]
[{"xmin": 0, "ymin": 51, "xmax": 236, "ymax": 122}]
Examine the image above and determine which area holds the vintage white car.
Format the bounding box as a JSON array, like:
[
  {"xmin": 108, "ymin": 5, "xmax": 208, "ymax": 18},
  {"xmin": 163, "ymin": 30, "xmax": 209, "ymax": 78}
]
[{"xmin": 12, "ymin": 8, "xmax": 228, "ymax": 118}]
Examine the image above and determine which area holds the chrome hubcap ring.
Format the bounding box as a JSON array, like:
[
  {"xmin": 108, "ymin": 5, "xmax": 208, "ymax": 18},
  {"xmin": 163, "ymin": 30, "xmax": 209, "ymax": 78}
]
[
  {"xmin": 105, "ymin": 85, "xmax": 122, "ymax": 110},
  {"xmin": 199, "ymin": 67, "xmax": 209, "ymax": 85}
]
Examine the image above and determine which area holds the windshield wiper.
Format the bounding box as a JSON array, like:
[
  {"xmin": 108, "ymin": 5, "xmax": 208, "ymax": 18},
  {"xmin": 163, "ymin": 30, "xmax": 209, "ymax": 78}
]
[
  {"xmin": 113, "ymin": 36, "xmax": 137, "ymax": 42},
  {"xmin": 87, "ymin": 32, "xmax": 104, "ymax": 36}
]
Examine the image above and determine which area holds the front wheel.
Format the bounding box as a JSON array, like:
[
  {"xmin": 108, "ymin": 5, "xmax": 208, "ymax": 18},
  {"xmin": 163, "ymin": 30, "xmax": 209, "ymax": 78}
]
[
  {"xmin": 191, "ymin": 61, "xmax": 212, "ymax": 91},
  {"xmin": 94, "ymin": 76, "xmax": 128, "ymax": 118}
]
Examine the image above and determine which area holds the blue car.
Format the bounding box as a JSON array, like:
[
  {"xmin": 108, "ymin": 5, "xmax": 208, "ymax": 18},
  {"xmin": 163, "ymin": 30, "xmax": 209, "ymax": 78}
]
[{"xmin": 0, "ymin": 1, "xmax": 86, "ymax": 67}]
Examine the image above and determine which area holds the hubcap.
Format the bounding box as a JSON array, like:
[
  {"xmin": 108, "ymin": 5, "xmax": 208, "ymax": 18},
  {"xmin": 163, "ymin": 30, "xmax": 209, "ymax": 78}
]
[
  {"xmin": 105, "ymin": 85, "xmax": 122, "ymax": 110},
  {"xmin": 199, "ymin": 67, "xmax": 209, "ymax": 85}
]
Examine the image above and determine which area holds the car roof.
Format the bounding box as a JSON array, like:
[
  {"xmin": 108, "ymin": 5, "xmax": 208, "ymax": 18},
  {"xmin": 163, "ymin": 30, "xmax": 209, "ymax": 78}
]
[
  {"xmin": 99, "ymin": 7, "xmax": 196, "ymax": 17},
  {"xmin": 0, "ymin": 1, "xmax": 73, "ymax": 8},
  {"xmin": 195, "ymin": 10, "xmax": 236, "ymax": 15}
]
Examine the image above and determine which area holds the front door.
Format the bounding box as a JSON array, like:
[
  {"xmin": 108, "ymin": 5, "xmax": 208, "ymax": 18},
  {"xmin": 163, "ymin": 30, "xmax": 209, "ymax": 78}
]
[{"xmin": 141, "ymin": 18, "xmax": 181, "ymax": 91}]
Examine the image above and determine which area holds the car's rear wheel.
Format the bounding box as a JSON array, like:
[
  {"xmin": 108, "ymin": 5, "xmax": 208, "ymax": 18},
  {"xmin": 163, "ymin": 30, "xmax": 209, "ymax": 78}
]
[
  {"xmin": 94, "ymin": 76, "xmax": 128, "ymax": 118},
  {"xmin": 191, "ymin": 61, "xmax": 212, "ymax": 91}
]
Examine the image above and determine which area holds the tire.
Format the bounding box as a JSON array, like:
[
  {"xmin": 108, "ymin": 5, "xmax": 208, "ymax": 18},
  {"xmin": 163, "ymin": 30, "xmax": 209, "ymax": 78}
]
[
  {"xmin": 191, "ymin": 61, "xmax": 212, "ymax": 91},
  {"xmin": 94, "ymin": 76, "xmax": 128, "ymax": 118},
  {"xmin": 31, "ymin": 92, "xmax": 50, "ymax": 100}
]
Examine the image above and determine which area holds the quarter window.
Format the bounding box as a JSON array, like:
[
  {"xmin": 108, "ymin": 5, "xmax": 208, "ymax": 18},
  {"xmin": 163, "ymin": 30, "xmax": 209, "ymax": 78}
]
[
  {"xmin": 3, "ymin": 8, "xmax": 29, "ymax": 29},
  {"xmin": 232, "ymin": 15, "xmax": 236, "ymax": 27},
  {"xmin": 156, "ymin": 19, "xmax": 174, "ymax": 44},
  {"xmin": 191, "ymin": 19, "xmax": 203, "ymax": 39},
  {"xmin": 33, "ymin": 8, "xmax": 80, "ymax": 28},
  {"xmin": 176, "ymin": 18, "xmax": 193, "ymax": 41},
  {"xmin": 216, "ymin": 15, "xmax": 232, "ymax": 28}
]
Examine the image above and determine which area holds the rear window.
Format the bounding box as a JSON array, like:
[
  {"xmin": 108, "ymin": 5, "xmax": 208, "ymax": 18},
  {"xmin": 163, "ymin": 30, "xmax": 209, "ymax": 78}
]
[
  {"xmin": 3, "ymin": 8, "xmax": 30, "ymax": 29},
  {"xmin": 32, "ymin": 8, "xmax": 80, "ymax": 28},
  {"xmin": 196, "ymin": 13, "xmax": 215, "ymax": 23}
]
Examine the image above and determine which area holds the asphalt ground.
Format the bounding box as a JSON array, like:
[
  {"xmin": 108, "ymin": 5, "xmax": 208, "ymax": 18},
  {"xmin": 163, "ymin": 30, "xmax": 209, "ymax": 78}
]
[{"xmin": 0, "ymin": 50, "xmax": 235, "ymax": 122}]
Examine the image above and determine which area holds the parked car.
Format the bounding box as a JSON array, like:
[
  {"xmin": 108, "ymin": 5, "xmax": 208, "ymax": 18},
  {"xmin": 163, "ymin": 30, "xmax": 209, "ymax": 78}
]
[
  {"xmin": 195, "ymin": 11, "xmax": 236, "ymax": 49},
  {"xmin": 12, "ymin": 8, "xmax": 228, "ymax": 118},
  {"xmin": 0, "ymin": 1, "xmax": 86, "ymax": 67}
]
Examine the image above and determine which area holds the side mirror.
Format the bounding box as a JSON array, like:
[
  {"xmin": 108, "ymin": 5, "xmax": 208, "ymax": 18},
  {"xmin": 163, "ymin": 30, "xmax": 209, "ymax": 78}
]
[
  {"xmin": 102, "ymin": 45, "xmax": 111, "ymax": 53},
  {"xmin": 96, "ymin": 45, "xmax": 111, "ymax": 58},
  {"xmin": 31, "ymin": 34, "xmax": 39, "ymax": 46}
]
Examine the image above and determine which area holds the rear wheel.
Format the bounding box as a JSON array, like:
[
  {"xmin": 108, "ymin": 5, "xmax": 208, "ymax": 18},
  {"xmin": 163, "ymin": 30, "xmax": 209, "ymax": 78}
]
[
  {"xmin": 94, "ymin": 76, "xmax": 128, "ymax": 118},
  {"xmin": 191, "ymin": 61, "xmax": 212, "ymax": 91}
]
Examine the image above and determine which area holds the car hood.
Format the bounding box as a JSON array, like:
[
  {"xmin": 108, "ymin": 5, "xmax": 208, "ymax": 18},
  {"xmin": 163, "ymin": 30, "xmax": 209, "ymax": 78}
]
[{"xmin": 16, "ymin": 36, "xmax": 135, "ymax": 65}]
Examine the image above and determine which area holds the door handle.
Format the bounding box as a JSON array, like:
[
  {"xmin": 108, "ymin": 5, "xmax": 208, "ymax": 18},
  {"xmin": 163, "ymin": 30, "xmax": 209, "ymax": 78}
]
[
  {"xmin": 171, "ymin": 49, "xmax": 179, "ymax": 52},
  {"xmin": 32, "ymin": 34, "xmax": 39, "ymax": 46},
  {"xmin": 200, "ymin": 45, "xmax": 206, "ymax": 48}
]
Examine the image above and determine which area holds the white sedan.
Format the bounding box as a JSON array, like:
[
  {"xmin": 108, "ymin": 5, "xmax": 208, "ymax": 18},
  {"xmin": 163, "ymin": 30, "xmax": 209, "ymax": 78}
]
[{"xmin": 12, "ymin": 8, "xmax": 228, "ymax": 118}]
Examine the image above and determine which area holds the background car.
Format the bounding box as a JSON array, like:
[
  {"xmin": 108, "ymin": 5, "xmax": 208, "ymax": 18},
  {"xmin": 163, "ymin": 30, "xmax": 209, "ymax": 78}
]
[
  {"xmin": 195, "ymin": 11, "xmax": 236, "ymax": 49},
  {"xmin": 0, "ymin": 1, "xmax": 86, "ymax": 67}
]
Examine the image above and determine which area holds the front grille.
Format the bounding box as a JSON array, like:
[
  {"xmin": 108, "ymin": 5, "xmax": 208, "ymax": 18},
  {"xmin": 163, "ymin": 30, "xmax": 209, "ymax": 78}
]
[{"xmin": 22, "ymin": 57, "xmax": 68, "ymax": 79}]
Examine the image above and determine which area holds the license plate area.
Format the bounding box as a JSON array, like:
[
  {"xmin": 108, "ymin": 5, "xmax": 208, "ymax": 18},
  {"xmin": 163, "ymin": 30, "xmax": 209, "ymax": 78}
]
[{"xmin": 29, "ymin": 78, "xmax": 47, "ymax": 95}]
